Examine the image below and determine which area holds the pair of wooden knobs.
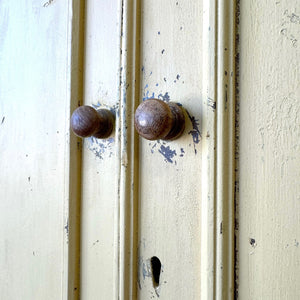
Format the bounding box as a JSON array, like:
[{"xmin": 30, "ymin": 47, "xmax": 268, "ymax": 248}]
[{"xmin": 70, "ymin": 99, "xmax": 185, "ymax": 141}]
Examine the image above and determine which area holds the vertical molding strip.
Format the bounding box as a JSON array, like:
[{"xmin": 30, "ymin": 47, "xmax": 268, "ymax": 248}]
[
  {"xmin": 216, "ymin": 0, "xmax": 236, "ymax": 299},
  {"xmin": 116, "ymin": 0, "xmax": 140, "ymax": 299},
  {"xmin": 201, "ymin": 1, "xmax": 236, "ymax": 299},
  {"xmin": 66, "ymin": 1, "xmax": 85, "ymax": 299},
  {"xmin": 201, "ymin": 0, "xmax": 217, "ymax": 298}
]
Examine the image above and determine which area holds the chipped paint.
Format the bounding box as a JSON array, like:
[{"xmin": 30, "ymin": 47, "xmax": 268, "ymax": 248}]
[
  {"xmin": 87, "ymin": 136, "xmax": 115, "ymax": 160},
  {"xmin": 186, "ymin": 110, "xmax": 201, "ymax": 154},
  {"xmin": 158, "ymin": 144, "xmax": 177, "ymax": 163}
]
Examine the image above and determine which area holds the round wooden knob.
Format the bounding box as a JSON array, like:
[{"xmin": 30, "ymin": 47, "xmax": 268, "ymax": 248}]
[
  {"xmin": 70, "ymin": 105, "xmax": 114, "ymax": 138},
  {"xmin": 134, "ymin": 98, "xmax": 185, "ymax": 140}
]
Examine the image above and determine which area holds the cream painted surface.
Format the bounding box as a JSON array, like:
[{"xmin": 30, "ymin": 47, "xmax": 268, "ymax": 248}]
[
  {"xmin": 137, "ymin": 1, "xmax": 203, "ymax": 299},
  {"xmin": 237, "ymin": 0, "xmax": 300, "ymax": 299},
  {"xmin": 0, "ymin": 1, "xmax": 76, "ymax": 299},
  {"xmin": 79, "ymin": 1, "xmax": 121, "ymax": 299}
]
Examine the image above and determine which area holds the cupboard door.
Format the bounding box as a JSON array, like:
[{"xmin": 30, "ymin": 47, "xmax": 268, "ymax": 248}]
[
  {"xmin": 0, "ymin": 1, "xmax": 82, "ymax": 299},
  {"xmin": 236, "ymin": 0, "xmax": 300, "ymax": 298},
  {"xmin": 80, "ymin": 1, "xmax": 236, "ymax": 299}
]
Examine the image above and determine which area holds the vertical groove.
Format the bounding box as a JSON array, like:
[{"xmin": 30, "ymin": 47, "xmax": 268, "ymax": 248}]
[
  {"xmin": 118, "ymin": 0, "xmax": 141, "ymax": 299},
  {"xmin": 67, "ymin": 0, "xmax": 85, "ymax": 299},
  {"xmin": 234, "ymin": 1, "xmax": 241, "ymax": 298}
]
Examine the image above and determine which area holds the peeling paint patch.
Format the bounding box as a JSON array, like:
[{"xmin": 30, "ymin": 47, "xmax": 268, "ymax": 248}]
[
  {"xmin": 157, "ymin": 92, "xmax": 170, "ymax": 102},
  {"xmin": 158, "ymin": 145, "xmax": 177, "ymax": 163},
  {"xmin": 87, "ymin": 136, "xmax": 115, "ymax": 160},
  {"xmin": 143, "ymin": 84, "xmax": 155, "ymax": 101}
]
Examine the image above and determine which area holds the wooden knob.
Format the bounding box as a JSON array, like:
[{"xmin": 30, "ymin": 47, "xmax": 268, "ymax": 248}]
[
  {"xmin": 134, "ymin": 98, "xmax": 185, "ymax": 140},
  {"xmin": 70, "ymin": 105, "xmax": 114, "ymax": 138}
]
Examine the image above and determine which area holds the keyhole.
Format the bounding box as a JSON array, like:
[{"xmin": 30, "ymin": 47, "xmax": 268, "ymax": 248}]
[{"xmin": 150, "ymin": 256, "xmax": 161, "ymax": 288}]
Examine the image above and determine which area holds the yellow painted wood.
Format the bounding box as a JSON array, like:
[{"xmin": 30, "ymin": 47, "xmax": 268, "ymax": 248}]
[
  {"xmin": 0, "ymin": 1, "xmax": 80, "ymax": 299},
  {"xmin": 237, "ymin": 0, "xmax": 300, "ymax": 298},
  {"xmin": 137, "ymin": 1, "xmax": 203, "ymax": 299},
  {"xmin": 79, "ymin": 1, "xmax": 122, "ymax": 299}
]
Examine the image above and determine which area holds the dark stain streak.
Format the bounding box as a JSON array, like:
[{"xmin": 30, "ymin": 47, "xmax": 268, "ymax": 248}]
[
  {"xmin": 158, "ymin": 145, "xmax": 177, "ymax": 163},
  {"xmin": 220, "ymin": 222, "xmax": 223, "ymax": 234},
  {"xmin": 1, "ymin": 116, "xmax": 5, "ymax": 124},
  {"xmin": 161, "ymin": 49, "xmax": 165, "ymax": 54},
  {"xmin": 28, "ymin": 176, "xmax": 31, "ymax": 182}
]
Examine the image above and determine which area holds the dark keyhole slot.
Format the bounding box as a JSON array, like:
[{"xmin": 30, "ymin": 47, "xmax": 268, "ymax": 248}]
[{"xmin": 150, "ymin": 256, "xmax": 161, "ymax": 287}]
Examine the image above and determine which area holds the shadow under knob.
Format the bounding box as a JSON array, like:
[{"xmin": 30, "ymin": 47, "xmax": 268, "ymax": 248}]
[
  {"xmin": 70, "ymin": 105, "xmax": 114, "ymax": 138},
  {"xmin": 134, "ymin": 98, "xmax": 185, "ymax": 140}
]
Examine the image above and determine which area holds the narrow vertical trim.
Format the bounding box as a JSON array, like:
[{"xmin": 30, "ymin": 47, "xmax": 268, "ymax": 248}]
[
  {"xmin": 201, "ymin": 0, "xmax": 218, "ymax": 298},
  {"xmin": 202, "ymin": 1, "xmax": 236, "ymax": 299},
  {"xmin": 215, "ymin": 0, "xmax": 236, "ymax": 299},
  {"xmin": 116, "ymin": 0, "xmax": 141, "ymax": 299},
  {"xmin": 66, "ymin": 0, "xmax": 85, "ymax": 299}
]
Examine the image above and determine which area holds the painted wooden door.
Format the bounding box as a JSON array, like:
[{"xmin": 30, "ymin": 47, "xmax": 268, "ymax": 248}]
[
  {"xmin": 80, "ymin": 0, "xmax": 235, "ymax": 299},
  {"xmin": 0, "ymin": 0, "xmax": 235, "ymax": 299},
  {"xmin": 2, "ymin": 0, "xmax": 299, "ymax": 300}
]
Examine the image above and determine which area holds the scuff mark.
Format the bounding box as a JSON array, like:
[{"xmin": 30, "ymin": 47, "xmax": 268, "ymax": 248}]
[
  {"xmin": 92, "ymin": 240, "xmax": 100, "ymax": 246},
  {"xmin": 43, "ymin": 0, "xmax": 55, "ymax": 7},
  {"xmin": 158, "ymin": 145, "xmax": 177, "ymax": 163}
]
